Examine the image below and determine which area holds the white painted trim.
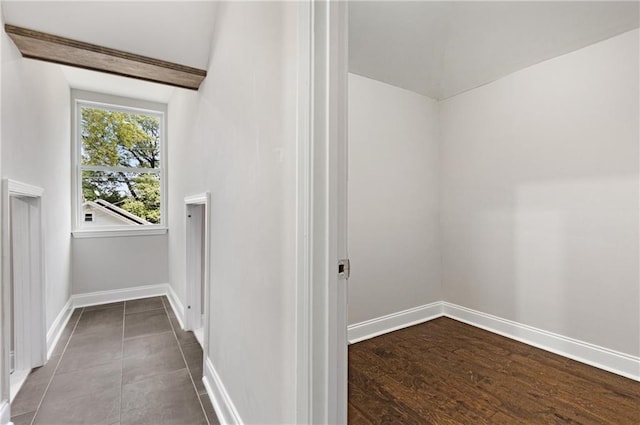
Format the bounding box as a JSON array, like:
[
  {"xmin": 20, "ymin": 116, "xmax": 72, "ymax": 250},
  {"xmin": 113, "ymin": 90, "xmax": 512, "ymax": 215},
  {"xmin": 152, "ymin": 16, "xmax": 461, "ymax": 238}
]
[
  {"xmin": 46, "ymin": 297, "xmax": 73, "ymax": 359},
  {"xmin": 0, "ymin": 401, "xmax": 11, "ymax": 425},
  {"xmin": 296, "ymin": 1, "xmax": 349, "ymax": 423},
  {"xmin": 184, "ymin": 192, "xmax": 210, "ymax": 358},
  {"xmin": 164, "ymin": 283, "xmax": 186, "ymax": 330},
  {"xmin": 348, "ymin": 302, "xmax": 443, "ymax": 344},
  {"xmin": 48, "ymin": 284, "xmax": 185, "ymax": 359},
  {"xmin": 9, "ymin": 369, "xmax": 28, "ymax": 403},
  {"xmin": 202, "ymin": 356, "xmax": 243, "ymax": 425},
  {"xmin": 331, "ymin": 2, "xmax": 350, "ymax": 423},
  {"xmin": 1, "ymin": 179, "xmax": 47, "ymax": 409},
  {"xmin": 5, "ymin": 180, "xmax": 44, "ymax": 198},
  {"xmin": 72, "ymin": 227, "xmax": 167, "ymax": 239},
  {"xmin": 70, "ymin": 89, "xmax": 168, "ymax": 233},
  {"xmin": 347, "ymin": 300, "xmax": 640, "ymax": 382},
  {"xmin": 184, "ymin": 193, "xmax": 208, "ymax": 205},
  {"xmin": 442, "ymin": 302, "xmax": 640, "ymax": 382},
  {"xmin": 193, "ymin": 328, "xmax": 204, "ymax": 348},
  {"xmin": 71, "ymin": 283, "xmax": 170, "ymax": 308},
  {"xmin": 294, "ymin": 2, "xmax": 312, "ymax": 422}
]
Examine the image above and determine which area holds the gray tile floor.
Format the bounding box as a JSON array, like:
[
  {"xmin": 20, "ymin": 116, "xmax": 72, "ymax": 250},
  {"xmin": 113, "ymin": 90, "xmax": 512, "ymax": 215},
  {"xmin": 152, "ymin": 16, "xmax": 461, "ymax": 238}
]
[{"xmin": 10, "ymin": 296, "xmax": 219, "ymax": 425}]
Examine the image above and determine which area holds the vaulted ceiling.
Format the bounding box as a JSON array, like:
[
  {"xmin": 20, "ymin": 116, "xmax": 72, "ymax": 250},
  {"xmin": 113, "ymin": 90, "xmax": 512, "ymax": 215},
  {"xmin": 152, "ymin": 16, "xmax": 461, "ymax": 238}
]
[
  {"xmin": 3, "ymin": 1, "xmax": 639, "ymax": 102},
  {"xmin": 2, "ymin": 1, "xmax": 216, "ymax": 69},
  {"xmin": 349, "ymin": 1, "xmax": 640, "ymax": 100},
  {"xmin": 2, "ymin": 1, "xmax": 217, "ymax": 101}
]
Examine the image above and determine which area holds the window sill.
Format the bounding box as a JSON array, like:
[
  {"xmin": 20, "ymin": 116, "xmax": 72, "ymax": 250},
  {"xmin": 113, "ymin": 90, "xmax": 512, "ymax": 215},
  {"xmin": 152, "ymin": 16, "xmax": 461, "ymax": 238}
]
[{"xmin": 72, "ymin": 227, "xmax": 168, "ymax": 239}]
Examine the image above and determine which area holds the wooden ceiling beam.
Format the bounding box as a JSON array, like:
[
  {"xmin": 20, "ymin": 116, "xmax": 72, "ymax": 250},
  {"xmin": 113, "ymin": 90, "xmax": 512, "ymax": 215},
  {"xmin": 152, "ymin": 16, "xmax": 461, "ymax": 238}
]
[{"xmin": 4, "ymin": 24, "xmax": 207, "ymax": 91}]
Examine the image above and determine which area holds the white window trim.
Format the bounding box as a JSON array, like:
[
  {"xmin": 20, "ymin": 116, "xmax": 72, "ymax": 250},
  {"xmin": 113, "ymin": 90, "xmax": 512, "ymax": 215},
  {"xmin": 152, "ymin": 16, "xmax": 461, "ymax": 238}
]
[{"xmin": 71, "ymin": 89, "xmax": 168, "ymax": 238}]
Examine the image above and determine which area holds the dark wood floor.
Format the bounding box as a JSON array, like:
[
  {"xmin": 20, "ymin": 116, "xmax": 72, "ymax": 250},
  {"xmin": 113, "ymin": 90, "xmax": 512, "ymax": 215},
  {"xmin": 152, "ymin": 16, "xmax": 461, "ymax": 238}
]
[{"xmin": 348, "ymin": 317, "xmax": 640, "ymax": 424}]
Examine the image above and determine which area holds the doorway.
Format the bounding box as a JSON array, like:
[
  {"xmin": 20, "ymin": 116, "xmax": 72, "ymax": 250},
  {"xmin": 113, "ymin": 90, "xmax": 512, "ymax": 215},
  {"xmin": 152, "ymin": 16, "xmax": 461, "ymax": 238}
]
[
  {"xmin": 2, "ymin": 179, "xmax": 46, "ymax": 403},
  {"xmin": 184, "ymin": 193, "xmax": 210, "ymax": 352}
]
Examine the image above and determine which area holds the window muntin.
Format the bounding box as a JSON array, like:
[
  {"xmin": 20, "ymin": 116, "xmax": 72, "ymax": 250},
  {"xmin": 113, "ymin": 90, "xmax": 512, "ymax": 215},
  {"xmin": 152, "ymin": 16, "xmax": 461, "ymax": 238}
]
[{"xmin": 73, "ymin": 92, "xmax": 166, "ymax": 234}]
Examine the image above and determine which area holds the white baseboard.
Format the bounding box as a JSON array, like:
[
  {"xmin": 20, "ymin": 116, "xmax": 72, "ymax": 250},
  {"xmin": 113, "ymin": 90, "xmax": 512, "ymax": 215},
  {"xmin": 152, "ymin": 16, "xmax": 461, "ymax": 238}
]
[
  {"xmin": 442, "ymin": 302, "xmax": 640, "ymax": 382},
  {"xmin": 46, "ymin": 284, "xmax": 185, "ymax": 360},
  {"xmin": 164, "ymin": 283, "xmax": 186, "ymax": 329},
  {"xmin": 0, "ymin": 401, "xmax": 11, "ymax": 425},
  {"xmin": 348, "ymin": 302, "xmax": 443, "ymax": 344},
  {"xmin": 46, "ymin": 297, "xmax": 73, "ymax": 359},
  {"xmin": 71, "ymin": 283, "xmax": 186, "ymax": 328},
  {"xmin": 202, "ymin": 357, "xmax": 243, "ymax": 425},
  {"xmin": 47, "ymin": 284, "xmax": 175, "ymax": 359},
  {"xmin": 71, "ymin": 283, "xmax": 170, "ymax": 308},
  {"xmin": 9, "ymin": 370, "xmax": 29, "ymax": 403},
  {"xmin": 348, "ymin": 301, "xmax": 639, "ymax": 382}
]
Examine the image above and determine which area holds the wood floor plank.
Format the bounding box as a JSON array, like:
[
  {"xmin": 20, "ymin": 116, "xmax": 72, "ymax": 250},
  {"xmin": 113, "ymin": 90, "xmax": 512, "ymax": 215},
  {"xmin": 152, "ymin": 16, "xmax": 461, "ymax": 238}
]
[
  {"xmin": 358, "ymin": 339, "xmax": 500, "ymax": 423},
  {"xmin": 349, "ymin": 317, "xmax": 640, "ymax": 425},
  {"xmin": 424, "ymin": 319, "xmax": 640, "ymax": 422},
  {"xmin": 349, "ymin": 367, "xmax": 426, "ymax": 425},
  {"xmin": 348, "ymin": 402, "xmax": 374, "ymax": 425},
  {"xmin": 436, "ymin": 322, "xmax": 640, "ymax": 423}
]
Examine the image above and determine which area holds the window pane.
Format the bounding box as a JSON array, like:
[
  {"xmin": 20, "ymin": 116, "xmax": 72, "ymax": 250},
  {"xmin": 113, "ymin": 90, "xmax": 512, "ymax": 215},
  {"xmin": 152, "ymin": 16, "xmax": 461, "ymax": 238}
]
[
  {"xmin": 81, "ymin": 170, "xmax": 161, "ymax": 225},
  {"xmin": 80, "ymin": 107, "xmax": 161, "ymax": 169}
]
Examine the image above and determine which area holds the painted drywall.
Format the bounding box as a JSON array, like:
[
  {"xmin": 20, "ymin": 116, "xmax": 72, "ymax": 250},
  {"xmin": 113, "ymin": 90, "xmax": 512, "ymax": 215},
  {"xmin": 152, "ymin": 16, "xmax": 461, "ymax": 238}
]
[
  {"xmin": 440, "ymin": 29, "xmax": 639, "ymax": 356},
  {"xmin": 167, "ymin": 88, "xmax": 198, "ymax": 306},
  {"xmin": 72, "ymin": 234, "xmax": 169, "ymax": 294},
  {"xmin": 349, "ymin": 1, "xmax": 639, "ymax": 100},
  {"xmin": 348, "ymin": 74, "xmax": 441, "ymax": 325},
  {"xmin": 167, "ymin": 2, "xmax": 297, "ymax": 423},
  {"xmin": 1, "ymin": 29, "xmax": 71, "ymax": 331}
]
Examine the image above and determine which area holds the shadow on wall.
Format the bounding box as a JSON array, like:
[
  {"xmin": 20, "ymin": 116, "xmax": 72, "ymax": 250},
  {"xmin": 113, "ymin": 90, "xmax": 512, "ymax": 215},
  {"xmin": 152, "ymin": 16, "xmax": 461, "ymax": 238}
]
[
  {"xmin": 514, "ymin": 177, "xmax": 639, "ymax": 356},
  {"xmin": 440, "ymin": 29, "xmax": 639, "ymax": 357}
]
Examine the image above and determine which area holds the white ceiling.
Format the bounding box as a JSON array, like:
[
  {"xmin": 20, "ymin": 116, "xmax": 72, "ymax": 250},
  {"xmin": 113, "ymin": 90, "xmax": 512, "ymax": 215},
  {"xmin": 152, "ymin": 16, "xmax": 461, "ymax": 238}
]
[
  {"xmin": 349, "ymin": 1, "xmax": 640, "ymax": 100},
  {"xmin": 2, "ymin": 1, "xmax": 217, "ymax": 69},
  {"xmin": 2, "ymin": 0, "xmax": 217, "ymax": 101},
  {"xmin": 3, "ymin": 1, "xmax": 638, "ymax": 102},
  {"xmin": 60, "ymin": 65, "xmax": 176, "ymax": 103}
]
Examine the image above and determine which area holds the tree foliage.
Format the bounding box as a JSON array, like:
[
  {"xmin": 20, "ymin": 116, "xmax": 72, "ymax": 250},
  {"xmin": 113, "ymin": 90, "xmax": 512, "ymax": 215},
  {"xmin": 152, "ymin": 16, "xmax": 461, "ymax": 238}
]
[{"xmin": 81, "ymin": 108, "xmax": 161, "ymax": 223}]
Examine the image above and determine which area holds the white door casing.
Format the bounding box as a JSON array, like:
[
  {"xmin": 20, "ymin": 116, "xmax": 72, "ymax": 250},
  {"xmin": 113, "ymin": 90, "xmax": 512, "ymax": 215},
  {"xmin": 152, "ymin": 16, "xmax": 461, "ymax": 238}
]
[
  {"xmin": 1, "ymin": 179, "xmax": 46, "ymax": 413},
  {"xmin": 295, "ymin": 1, "xmax": 349, "ymax": 424},
  {"xmin": 184, "ymin": 193, "xmax": 211, "ymax": 354}
]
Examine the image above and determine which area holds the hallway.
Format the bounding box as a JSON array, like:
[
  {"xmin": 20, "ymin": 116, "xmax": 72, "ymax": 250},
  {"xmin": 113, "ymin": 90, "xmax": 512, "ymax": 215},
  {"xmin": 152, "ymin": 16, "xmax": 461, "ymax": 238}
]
[{"xmin": 10, "ymin": 297, "xmax": 218, "ymax": 425}]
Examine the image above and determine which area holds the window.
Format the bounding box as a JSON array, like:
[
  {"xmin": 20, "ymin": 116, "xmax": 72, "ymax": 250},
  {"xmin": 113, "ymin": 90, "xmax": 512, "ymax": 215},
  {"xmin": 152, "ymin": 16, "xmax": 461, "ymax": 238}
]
[{"xmin": 72, "ymin": 90, "xmax": 167, "ymax": 237}]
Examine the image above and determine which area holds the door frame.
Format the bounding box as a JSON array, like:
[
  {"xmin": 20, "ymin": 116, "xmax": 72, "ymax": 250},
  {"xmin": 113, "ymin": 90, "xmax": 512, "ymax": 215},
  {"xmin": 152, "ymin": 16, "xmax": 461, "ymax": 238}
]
[
  {"xmin": 1, "ymin": 179, "xmax": 46, "ymax": 406},
  {"xmin": 295, "ymin": 1, "xmax": 349, "ymax": 423},
  {"xmin": 184, "ymin": 192, "xmax": 211, "ymax": 354}
]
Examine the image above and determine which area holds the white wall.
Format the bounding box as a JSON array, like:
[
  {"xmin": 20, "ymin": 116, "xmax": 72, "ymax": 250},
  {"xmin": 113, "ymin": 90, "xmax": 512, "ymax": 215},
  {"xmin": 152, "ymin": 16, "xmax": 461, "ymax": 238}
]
[
  {"xmin": 72, "ymin": 235, "xmax": 169, "ymax": 294},
  {"xmin": 1, "ymin": 29, "xmax": 71, "ymax": 331},
  {"xmin": 167, "ymin": 2, "xmax": 297, "ymax": 423},
  {"xmin": 167, "ymin": 88, "xmax": 198, "ymax": 305},
  {"xmin": 440, "ymin": 30, "xmax": 639, "ymax": 356},
  {"xmin": 348, "ymin": 74, "xmax": 441, "ymax": 325}
]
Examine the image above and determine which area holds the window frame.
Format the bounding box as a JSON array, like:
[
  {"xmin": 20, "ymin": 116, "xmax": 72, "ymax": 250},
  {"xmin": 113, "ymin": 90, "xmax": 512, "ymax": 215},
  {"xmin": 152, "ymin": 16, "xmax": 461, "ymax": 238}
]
[{"xmin": 71, "ymin": 90, "xmax": 168, "ymax": 238}]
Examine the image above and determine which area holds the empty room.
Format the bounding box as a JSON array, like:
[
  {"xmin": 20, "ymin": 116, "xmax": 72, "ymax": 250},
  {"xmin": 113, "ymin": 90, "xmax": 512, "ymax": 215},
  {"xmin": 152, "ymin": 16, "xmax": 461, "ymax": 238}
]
[
  {"xmin": 347, "ymin": 1, "xmax": 639, "ymax": 424},
  {"xmin": 0, "ymin": 1, "xmax": 638, "ymax": 425}
]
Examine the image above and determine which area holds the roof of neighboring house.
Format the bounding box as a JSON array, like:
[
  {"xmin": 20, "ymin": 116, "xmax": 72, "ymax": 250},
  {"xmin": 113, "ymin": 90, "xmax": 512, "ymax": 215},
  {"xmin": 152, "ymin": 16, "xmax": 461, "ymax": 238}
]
[{"xmin": 83, "ymin": 199, "xmax": 151, "ymax": 225}]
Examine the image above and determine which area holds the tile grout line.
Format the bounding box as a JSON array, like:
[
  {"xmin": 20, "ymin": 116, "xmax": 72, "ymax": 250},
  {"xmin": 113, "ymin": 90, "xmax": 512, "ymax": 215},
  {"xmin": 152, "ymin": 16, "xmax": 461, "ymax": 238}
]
[
  {"xmin": 161, "ymin": 297, "xmax": 211, "ymax": 425},
  {"xmin": 28, "ymin": 308, "xmax": 85, "ymax": 425},
  {"xmin": 123, "ymin": 327, "xmax": 172, "ymax": 342},
  {"xmin": 120, "ymin": 301, "xmax": 167, "ymax": 424}
]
